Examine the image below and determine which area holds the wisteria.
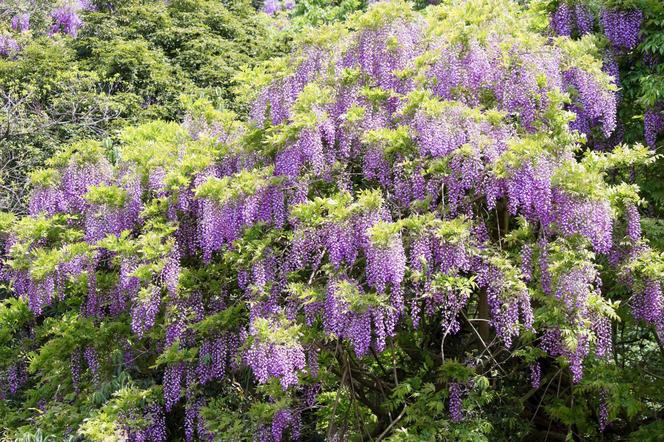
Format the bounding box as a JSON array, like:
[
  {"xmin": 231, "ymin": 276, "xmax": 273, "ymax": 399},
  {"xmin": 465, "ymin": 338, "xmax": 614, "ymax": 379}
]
[
  {"xmin": 261, "ymin": 0, "xmax": 295, "ymax": 15},
  {"xmin": 84, "ymin": 346, "xmax": 100, "ymax": 385},
  {"xmin": 521, "ymin": 244, "xmax": 533, "ymax": 282},
  {"xmin": 631, "ymin": 279, "xmax": 664, "ymax": 339},
  {"xmin": 550, "ymin": 3, "xmax": 573, "ymax": 37},
  {"xmin": 600, "ymin": 9, "xmax": 643, "ymax": 50},
  {"xmin": 476, "ymin": 258, "xmax": 533, "ymax": 348},
  {"xmin": 245, "ymin": 323, "xmax": 306, "ymax": 390},
  {"xmin": 529, "ymin": 362, "xmax": 541, "ymax": 389},
  {"xmin": 564, "ymin": 67, "xmax": 617, "ymax": 139},
  {"xmin": 50, "ymin": 6, "xmax": 83, "ymax": 37},
  {"xmin": 2, "ymin": 0, "xmax": 625, "ymax": 393},
  {"xmin": 574, "ymin": 4, "xmax": 593, "ymax": 35},
  {"xmin": 164, "ymin": 362, "xmax": 185, "ymax": 412},
  {"xmin": 122, "ymin": 403, "xmax": 167, "ymax": 442},
  {"xmin": 7, "ymin": 362, "xmax": 27, "ymax": 395},
  {"xmin": 552, "ymin": 190, "xmax": 613, "ymax": 254},
  {"xmin": 644, "ymin": 106, "xmax": 664, "ymax": 147},
  {"xmin": 550, "ymin": 3, "xmax": 595, "ymax": 37},
  {"xmin": 449, "ymin": 382, "xmax": 464, "ymax": 423},
  {"xmin": 0, "ymin": 0, "xmax": 659, "ymax": 439},
  {"xmin": 71, "ymin": 349, "xmax": 82, "ymax": 393},
  {"xmin": 541, "ymin": 328, "xmax": 589, "ymax": 383},
  {"xmin": 0, "ymin": 35, "xmax": 20, "ymax": 57},
  {"xmin": 130, "ymin": 286, "xmax": 162, "ymax": 339},
  {"xmin": 271, "ymin": 408, "xmax": 301, "ymax": 442},
  {"xmin": 11, "ymin": 13, "xmax": 30, "ymax": 32},
  {"xmin": 599, "ymin": 389, "xmax": 609, "ymax": 432},
  {"xmin": 626, "ymin": 203, "xmax": 641, "ymax": 242}
]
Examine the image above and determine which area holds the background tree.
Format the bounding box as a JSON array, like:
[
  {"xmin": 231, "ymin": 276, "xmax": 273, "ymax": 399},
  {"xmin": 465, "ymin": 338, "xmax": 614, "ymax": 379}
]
[{"xmin": 0, "ymin": 0, "xmax": 282, "ymax": 213}]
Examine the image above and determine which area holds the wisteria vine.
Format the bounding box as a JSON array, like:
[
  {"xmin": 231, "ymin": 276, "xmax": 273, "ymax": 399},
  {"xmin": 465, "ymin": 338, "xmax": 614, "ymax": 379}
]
[{"xmin": 0, "ymin": 1, "xmax": 661, "ymax": 440}]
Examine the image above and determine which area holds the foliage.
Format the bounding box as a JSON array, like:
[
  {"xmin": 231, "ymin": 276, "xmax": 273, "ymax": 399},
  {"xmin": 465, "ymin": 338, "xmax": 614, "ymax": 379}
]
[{"xmin": 0, "ymin": 0, "xmax": 281, "ymax": 213}]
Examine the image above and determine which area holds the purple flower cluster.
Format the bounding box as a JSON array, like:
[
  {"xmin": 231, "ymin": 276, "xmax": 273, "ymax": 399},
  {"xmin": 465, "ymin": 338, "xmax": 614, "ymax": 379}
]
[
  {"xmin": 7, "ymin": 362, "xmax": 28, "ymax": 395},
  {"xmin": 84, "ymin": 188, "xmax": 141, "ymax": 243},
  {"xmin": 84, "ymin": 346, "xmax": 100, "ymax": 385},
  {"xmin": 550, "ymin": 3, "xmax": 594, "ymax": 37},
  {"xmin": 564, "ymin": 67, "xmax": 617, "ymax": 138},
  {"xmin": 541, "ymin": 328, "xmax": 589, "ymax": 383},
  {"xmin": 11, "ymin": 13, "xmax": 30, "ymax": 33},
  {"xmin": 552, "ymin": 190, "xmax": 613, "ymax": 254},
  {"xmin": 625, "ymin": 203, "xmax": 641, "ymax": 242},
  {"xmin": 644, "ymin": 106, "xmax": 664, "ymax": 147},
  {"xmin": 50, "ymin": 6, "xmax": 83, "ymax": 37},
  {"xmin": 521, "ymin": 244, "xmax": 533, "ymax": 282},
  {"xmin": 366, "ymin": 235, "xmax": 406, "ymax": 294},
  {"xmin": 478, "ymin": 262, "xmax": 533, "ymax": 348},
  {"xmin": 504, "ymin": 159, "xmax": 554, "ymax": 224},
  {"xmin": 599, "ymin": 389, "xmax": 609, "ymax": 432},
  {"xmin": 123, "ymin": 403, "xmax": 167, "ymax": 442},
  {"xmin": 197, "ymin": 336, "xmax": 231, "ymax": 384},
  {"xmin": 574, "ymin": 4, "xmax": 593, "ymax": 35},
  {"xmin": 164, "ymin": 362, "xmax": 185, "ymax": 412},
  {"xmin": 71, "ymin": 349, "xmax": 82, "ymax": 393},
  {"xmin": 600, "ymin": 9, "xmax": 643, "ymax": 50},
  {"xmin": 262, "ymin": 0, "xmax": 295, "ymax": 15},
  {"xmin": 529, "ymin": 362, "xmax": 541, "ymax": 389},
  {"xmin": 321, "ymin": 278, "xmax": 396, "ymax": 356},
  {"xmin": 29, "ymin": 159, "xmax": 112, "ymax": 217},
  {"xmin": 198, "ymin": 184, "xmax": 286, "ymax": 262},
  {"xmin": 631, "ymin": 279, "xmax": 664, "ymax": 340},
  {"xmin": 185, "ymin": 397, "xmax": 213, "ymax": 442},
  {"xmin": 449, "ymin": 382, "xmax": 464, "ymax": 423},
  {"xmin": 245, "ymin": 323, "xmax": 306, "ymax": 390},
  {"xmin": 550, "ymin": 3, "xmax": 573, "ymax": 37},
  {"xmin": 271, "ymin": 408, "xmax": 301, "ymax": 442},
  {"xmin": 131, "ymin": 286, "xmax": 161, "ymax": 339},
  {"xmin": 0, "ymin": 35, "xmax": 20, "ymax": 57}
]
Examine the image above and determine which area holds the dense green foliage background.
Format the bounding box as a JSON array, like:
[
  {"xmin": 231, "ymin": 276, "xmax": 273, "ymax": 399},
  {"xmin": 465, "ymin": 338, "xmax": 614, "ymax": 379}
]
[{"xmin": 0, "ymin": 0, "xmax": 284, "ymax": 212}]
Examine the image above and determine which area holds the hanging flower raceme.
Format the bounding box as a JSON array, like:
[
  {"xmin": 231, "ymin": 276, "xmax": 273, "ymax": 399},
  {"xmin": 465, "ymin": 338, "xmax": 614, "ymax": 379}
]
[
  {"xmin": 261, "ymin": 0, "xmax": 295, "ymax": 16},
  {"xmin": 477, "ymin": 256, "xmax": 533, "ymax": 348},
  {"xmin": 550, "ymin": 3, "xmax": 573, "ymax": 36},
  {"xmin": 600, "ymin": 9, "xmax": 643, "ymax": 50},
  {"xmin": 550, "ymin": 3, "xmax": 595, "ymax": 37},
  {"xmin": 49, "ymin": 6, "xmax": 83, "ymax": 37},
  {"xmin": 448, "ymin": 382, "xmax": 464, "ymax": 422},
  {"xmin": 245, "ymin": 317, "xmax": 306, "ymax": 390},
  {"xmin": 270, "ymin": 408, "xmax": 301, "ymax": 442},
  {"xmin": 195, "ymin": 168, "xmax": 286, "ymax": 262},
  {"xmin": 197, "ymin": 334, "xmax": 234, "ymax": 385},
  {"xmin": 551, "ymin": 189, "xmax": 613, "ymax": 254},
  {"xmin": 631, "ymin": 277, "xmax": 664, "ymax": 340},
  {"xmin": 564, "ymin": 67, "xmax": 617, "ymax": 139},
  {"xmin": 119, "ymin": 401, "xmax": 167, "ymax": 442},
  {"xmin": 644, "ymin": 106, "xmax": 664, "ymax": 147},
  {"xmin": 5, "ymin": 361, "xmax": 28, "ymax": 396},
  {"xmin": 83, "ymin": 182, "xmax": 142, "ymax": 243},
  {"xmin": 323, "ymin": 278, "xmax": 394, "ymax": 356},
  {"xmin": 539, "ymin": 242, "xmax": 615, "ymax": 382},
  {"xmin": 0, "ymin": 35, "xmax": 19, "ymax": 57},
  {"xmin": 28, "ymin": 143, "xmax": 113, "ymax": 218},
  {"xmin": 130, "ymin": 286, "xmax": 161, "ymax": 339},
  {"xmin": 10, "ymin": 13, "xmax": 30, "ymax": 32},
  {"xmin": 365, "ymin": 222, "xmax": 406, "ymax": 295},
  {"xmin": 504, "ymin": 156, "xmax": 556, "ymax": 225}
]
